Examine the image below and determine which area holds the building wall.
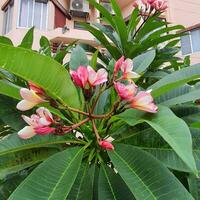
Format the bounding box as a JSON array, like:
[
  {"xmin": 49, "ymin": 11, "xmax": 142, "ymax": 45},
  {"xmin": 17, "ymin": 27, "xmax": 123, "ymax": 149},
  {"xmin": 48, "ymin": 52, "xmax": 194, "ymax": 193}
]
[{"xmin": 166, "ymin": 0, "xmax": 200, "ymax": 64}]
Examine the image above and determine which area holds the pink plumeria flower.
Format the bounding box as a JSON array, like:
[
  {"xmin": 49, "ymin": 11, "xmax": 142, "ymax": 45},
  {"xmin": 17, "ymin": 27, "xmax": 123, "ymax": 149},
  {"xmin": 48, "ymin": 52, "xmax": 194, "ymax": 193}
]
[
  {"xmin": 70, "ymin": 66, "xmax": 88, "ymax": 88},
  {"xmin": 152, "ymin": 0, "xmax": 167, "ymax": 12},
  {"xmin": 114, "ymin": 56, "xmax": 140, "ymax": 81},
  {"xmin": 16, "ymin": 87, "xmax": 46, "ymax": 111},
  {"xmin": 114, "ymin": 82, "xmax": 137, "ymax": 101},
  {"xmin": 120, "ymin": 58, "xmax": 140, "ymax": 80},
  {"xmin": 130, "ymin": 91, "xmax": 158, "ymax": 113},
  {"xmin": 87, "ymin": 66, "xmax": 108, "ymax": 87},
  {"xmin": 99, "ymin": 140, "xmax": 114, "ymax": 150},
  {"xmin": 114, "ymin": 56, "xmax": 125, "ymax": 76},
  {"xmin": 18, "ymin": 107, "xmax": 55, "ymax": 139}
]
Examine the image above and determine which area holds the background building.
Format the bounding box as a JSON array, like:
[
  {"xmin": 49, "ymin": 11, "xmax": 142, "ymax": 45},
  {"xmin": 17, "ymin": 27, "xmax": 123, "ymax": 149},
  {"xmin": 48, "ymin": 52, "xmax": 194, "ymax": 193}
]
[{"xmin": 0, "ymin": 0, "xmax": 200, "ymax": 63}]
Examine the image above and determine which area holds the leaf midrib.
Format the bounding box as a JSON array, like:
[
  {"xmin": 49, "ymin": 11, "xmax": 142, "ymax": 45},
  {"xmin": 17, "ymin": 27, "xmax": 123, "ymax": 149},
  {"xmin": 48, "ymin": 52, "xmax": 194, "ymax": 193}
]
[
  {"xmin": 102, "ymin": 165, "xmax": 117, "ymax": 200},
  {"xmin": 112, "ymin": 151, "xmax": 157, "ymax": 200},
  {"xmin": 48, "ymin": 148, "xmax": 83, "ymax": 200}
]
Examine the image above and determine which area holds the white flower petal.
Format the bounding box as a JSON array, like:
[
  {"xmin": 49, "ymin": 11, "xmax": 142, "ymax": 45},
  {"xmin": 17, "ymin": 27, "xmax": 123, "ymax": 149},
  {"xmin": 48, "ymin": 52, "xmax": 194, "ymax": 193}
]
[
  {"xmin": 16, "ymin": 100, "xmax": 38, "ymax": 111},
  {"xmin": 18, "ymin": 126, "xmax": 37, "ymax": 139}
]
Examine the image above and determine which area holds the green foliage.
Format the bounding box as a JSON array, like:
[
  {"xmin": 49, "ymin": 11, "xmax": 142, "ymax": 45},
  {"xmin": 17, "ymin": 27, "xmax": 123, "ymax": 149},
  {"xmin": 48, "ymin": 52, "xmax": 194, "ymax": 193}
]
[
  {"xmin": 0, "ymin": 0, "xmax": 200, "ymax": 199},
  {"xmin": 70, "ymin": 45, "xmax": 89, "ymax": 70},
  {"xmin": 108, "ymin": 144, "xmax": 194, "ymax": 199}
]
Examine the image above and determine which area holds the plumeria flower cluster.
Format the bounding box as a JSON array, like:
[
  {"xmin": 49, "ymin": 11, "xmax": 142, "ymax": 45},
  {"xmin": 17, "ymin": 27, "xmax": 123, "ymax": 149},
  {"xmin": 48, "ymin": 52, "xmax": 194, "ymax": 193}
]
[
  {"xmin": 16, "ymin": 60, "xmax": 158, "ymax": 151},
  {"xmin": 133, "ymin": 0, "xmax": 168, "ymax": 12},
  {"xmin": 114, "ymin": 56, "xmax": 158, "ymax": 113}
]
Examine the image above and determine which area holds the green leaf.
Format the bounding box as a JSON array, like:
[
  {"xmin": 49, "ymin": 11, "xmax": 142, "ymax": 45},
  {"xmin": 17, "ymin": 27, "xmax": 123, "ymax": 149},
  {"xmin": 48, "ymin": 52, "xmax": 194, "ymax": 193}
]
[
  {"xmin": 67, "ymin": 162, "xmax": 94, "ymax": 200},
  {"xmin": 98, "ymin": 164, "xmax": 135, "ymax": 200},
  {"xmin": 90, "ymin": 50, "xmax": 99, "ymax": 69},
  {"xmin": 0, "ymin": 133, "xmax": 79, "ymax": 156},
  {"xmin": 18, "ymin": 27, "xmax": 34, "ymax": 49},
  {"xmin": 188, "ymin": 174, "xmax": 200, "ymax": 200},
  {"xmin": 93, "ymin": 23, "xmax": 119, "ymax": 47},
  {"xmin": 0, "ymin": 43, "xmax": 80, "ymax": 109},
  {"xmin": 114, "ymin": 106, "xmax": 197, "ymax": 174},
  {"xmin": 133, "ymin": 49, "xmax": 156, "ymax": 74},
  {"xmin": 127, "ymin": 8, "xmax": 140, "ymax": 36},
  {"xmin": 81, "ymin": 23, "xmax": 121, "ymax": 59},
  {"xmin": 150, "ymin": 64, "xmax": 200, "ymax": 97},
  {"xmin": 108, "ymin": 144, "xmax": 194, "ymax": 200},
  {"xmin": 39, "ymin": 36, "xmax": 51, "ymax": 56},
  {"xmin": 0, "ymin": 36, "xmax": 13, "ymax": 46},
  {"xmin": 156, "ymin": 85, "xmax": 200, "ymax": 106},
  {"xmin": 87, "ymin": 0, "xmax": 115, "ymax": 28},
  {"xmin": 54, "ymin": 41, "xmax": 76, "ymax": 64},
  {"xmin": 69, "ymin": 45, "xmax": 89, "ymax": 70},
  {"xmin": 0, "ymin": 148, "xmax": 58, "ymax": 179},
  {"xmin": 0, "ymin": 80, "xmax": 21, "ymax": 100},
  {"xmin": 0, "ymin": 95, "xmax": 25, "ymax": 130},
  {"xmin": 8, "ymin": 147, "xmax": 84, "ymax": 200}
]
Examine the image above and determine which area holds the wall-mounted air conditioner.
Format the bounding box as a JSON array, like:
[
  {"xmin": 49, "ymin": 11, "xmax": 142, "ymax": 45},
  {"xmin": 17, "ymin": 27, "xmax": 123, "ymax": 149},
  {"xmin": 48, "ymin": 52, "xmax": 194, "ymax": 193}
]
[
  {"xmin": 100, "ymin": 2, "xmax": 115, "ymax": 15},
  {"xmin": 70, "ymin": 0, "xmax": 89, "ymax": 17}
]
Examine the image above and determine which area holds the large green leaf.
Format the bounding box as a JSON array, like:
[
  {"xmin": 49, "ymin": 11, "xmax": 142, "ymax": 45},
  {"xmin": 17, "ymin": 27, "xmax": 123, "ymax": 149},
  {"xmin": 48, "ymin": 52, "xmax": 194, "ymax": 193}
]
[
  {"xmin": 108, "ymin": 144, "xmax": 194, "ymax": 200},
  {"xmin": 133, "ymin": 50, "xmax": 156, "ymax": 74},
  {"xmin": 8, "ymin": 147, "xmax": 84, "ymax": 200},
  {"xmin": 156, "ymin": 85, "xmax": 200, "ymax": 106},
  {"xmin": 0, "ymin": 36, "xmax": 13, "ymax": 46},
  {"xmin": 0, "ymin": 95, "xmax": 25, "ymax": 130},
  {"xmin": 149, "ymin": 64, "xmax": 200, "ymax": 97},
  {"xmin": 69, "ymin": 45, "xmax": 89, "ymax": 70},
  {"xmin": 98, "ymin": 164, "xmax": 135, "ymax": 200},
  {"xmin": 67, "ymin": 162, "xmax": 94, "ymax": 200},
  {"xmin": 114, "ymin": 126, "xmax": 198, "ymax": 173},
  {"xmin": 0, "ymin": 80, "xmax": 21, "ymax": 100},
  {"xmin": 0, "ymin": 148, "xmax": 58, "ymax": 179},
  {"xmin": 0, "ymin": 43, "xmax": 80, "ymax": 109},
  {"xmin": 114, "ymin": 106, "xmax": 197, "ymax": 174},
  {"xmin": 0, "ymin": 133, "xmax": 80, "ymax": 156}
]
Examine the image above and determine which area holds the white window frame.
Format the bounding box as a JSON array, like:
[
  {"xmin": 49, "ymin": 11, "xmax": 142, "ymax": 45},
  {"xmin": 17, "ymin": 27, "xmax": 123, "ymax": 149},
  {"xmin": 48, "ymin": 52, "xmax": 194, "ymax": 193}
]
[
  {"xmin": 17, "ymin": 0, "xmax": 48, "ymax": 30},
  {"xmin": 181, "ymin": 29, "xmax": 200, "ymax": 56},
  {"xmin": 3, "ymin": 2, "xmax": 14, "ymax": 35}
]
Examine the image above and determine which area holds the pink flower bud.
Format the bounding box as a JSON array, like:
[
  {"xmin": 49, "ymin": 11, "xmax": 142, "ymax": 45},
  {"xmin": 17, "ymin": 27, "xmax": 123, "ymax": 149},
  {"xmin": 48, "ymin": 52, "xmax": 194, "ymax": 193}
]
[
  {"xmin": 34, "ymin": 127, "xmax": 55, "ymax": 135},
  {"xmin": 87, "ymin": 66, "xmax": 108, "ymax": 87},
  {"xmin": 28, "ymin": 82, "xmax": 45, "ymax": 96},
  {"xmin": 114, "ymin": 56, "xmax": 125, "ymax": 75},
  {"xmin": 130, "ymin": 91, "xmax": 158, "ymax": 113},
  {"xmin": 114, "ymin": 56, "xmax": 140, "ymax": 80},
  {"xmin": 70, "ymin": 66, "xmax": 88, "ymax": 88},
  {"xmin": 99, "ymin": 140, "xmax": 114, "ymax": 150},
  {"xmin": 114, "ymin": 82, "xmax": 137, "ymax": 101}
]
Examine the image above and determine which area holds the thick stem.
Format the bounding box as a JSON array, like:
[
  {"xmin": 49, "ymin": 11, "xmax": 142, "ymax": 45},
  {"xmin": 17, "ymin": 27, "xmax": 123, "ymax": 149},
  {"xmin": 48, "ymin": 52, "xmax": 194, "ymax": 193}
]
[
  {"xmin": 62, "ymin": 117, "xmax": 90, "ymax": 133},
  {"xmin": 91, "ymin": 119, "xmax": 101, "ymax": 142}
]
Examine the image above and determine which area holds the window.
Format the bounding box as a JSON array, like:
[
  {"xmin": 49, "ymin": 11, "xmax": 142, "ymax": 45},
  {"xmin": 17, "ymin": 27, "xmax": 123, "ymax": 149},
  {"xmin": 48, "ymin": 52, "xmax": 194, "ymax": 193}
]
[
  {"xmin": 18, "ymin": 0, "xmax": 48, "ymax": 30},
  {"xmin": 3, "ymin": 0, "xmax": 14, "ymax": 34},
  {"xmin": 181, "ymin": 29, "xmax": 200, "ymax": 55}
]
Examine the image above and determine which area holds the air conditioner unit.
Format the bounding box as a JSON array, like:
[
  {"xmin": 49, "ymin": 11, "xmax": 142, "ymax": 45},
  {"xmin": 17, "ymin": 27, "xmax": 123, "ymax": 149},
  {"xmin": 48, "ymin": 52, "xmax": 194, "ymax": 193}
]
[
  {"xmin": 70, "ymin": 0, "xmax": 89, "ymax": 17},
  {"xmin": 101, "ymin": 2, "xmax": 115, "ymax": 15}
]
